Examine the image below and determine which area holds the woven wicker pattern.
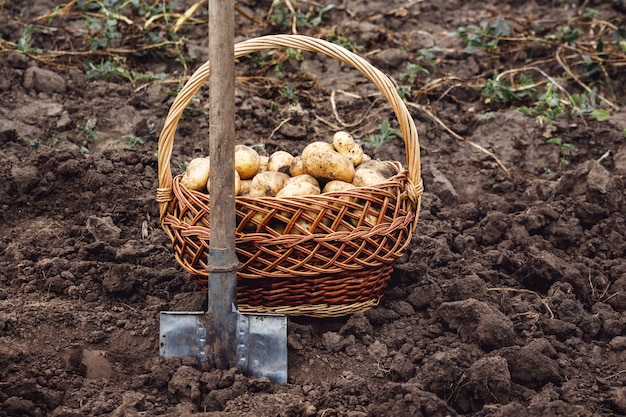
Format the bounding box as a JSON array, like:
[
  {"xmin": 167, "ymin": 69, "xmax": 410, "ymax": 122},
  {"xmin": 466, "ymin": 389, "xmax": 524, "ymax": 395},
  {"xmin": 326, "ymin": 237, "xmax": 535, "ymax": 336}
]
[{"xmin": 156, "ymin": 35, "xmax": 423, "ymax": 317}]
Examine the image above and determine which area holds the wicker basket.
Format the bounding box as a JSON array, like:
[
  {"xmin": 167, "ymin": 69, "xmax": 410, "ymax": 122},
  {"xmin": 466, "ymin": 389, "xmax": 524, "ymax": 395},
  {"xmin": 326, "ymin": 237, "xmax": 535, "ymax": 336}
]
[{"xmin": 156, "ymin": 34, "xmax": 423, "ymax": 318}]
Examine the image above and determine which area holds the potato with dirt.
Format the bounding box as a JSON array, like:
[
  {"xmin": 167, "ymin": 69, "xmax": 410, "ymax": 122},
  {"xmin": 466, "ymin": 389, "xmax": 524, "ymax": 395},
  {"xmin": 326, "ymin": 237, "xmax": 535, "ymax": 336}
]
[
  {"xmin": 332, "ymin": 131, "xmax": 364, "ymax": 167},
  {"xmin": 235, "ymin": 144, "xmax": 261, "ymax": 179},
  {"xmin": 276, "ymin": 175, "xmax": 321, "ymax": 197},
  {"xmin": 352, "ymin": 160, "xmax": 397, "ymax": 187},
  {"xmin": 268, "ymin": 150, "xmax": 294, "ymax": 173},
  {"xmin": 248, "ymin": 171, "xmax": 290, "ymax": 197},
  {"xmin": 180, "ymin": 157, "xmax": 211, "ymax": 191},
  {"xmin": 305, "ymin": 148, "xmax": 355, "ymax": 183}
]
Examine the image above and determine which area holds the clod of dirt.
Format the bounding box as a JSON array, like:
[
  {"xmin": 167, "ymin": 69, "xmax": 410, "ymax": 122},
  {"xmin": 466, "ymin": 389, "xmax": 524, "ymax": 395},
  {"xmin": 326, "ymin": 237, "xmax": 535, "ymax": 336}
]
[
  {"xmin": 82, "ymin": 349, "xmax": 113, "ymax": 379},
  {"xmin": 168, "ymin": 365, "xmax": 202, "ymax": 400},
  {"xmin": 322, "ymin": 331, "xmax": 356, "ymax": 353},
  {"xmin": 23, "ymin": 66, "xmax": 67, "ymax": 94},
  {"xmin": 497, "ymin": 344, "xmax": 563, "ymax": 389},
  {"xmin": 455, "ymin": 356, "xmax": 511, "ymax": 413},
  {"xmin": 102, "ymin": 264, "xmax": 137, "ymax": 295},
  {"xmin": 86, "ymin": 215, "xmax": 122, "ymax": 242},
  {"xmin": 368, "ymin": 383, "xmax": 457, "ymax": 417},
  {"xmin": 339, "ymin": 312, "xmax": 374, "ymax": 339},
  {"xmin": 437, "ymin": 298, "xmax": 516, "ymax": 350}
]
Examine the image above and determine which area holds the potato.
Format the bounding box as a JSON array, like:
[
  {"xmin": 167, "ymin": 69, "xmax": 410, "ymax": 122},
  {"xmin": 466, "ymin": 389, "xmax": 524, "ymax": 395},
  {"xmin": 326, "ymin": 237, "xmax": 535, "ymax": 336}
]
[
  {"xmin": 305, "ymin": 149, "xmax": 355, "ymax": 183},
  {"xmin": 356, "ymin": 159, "xmax": 397, "ymax": 178},
  {"xmin": 258, "ymin": 155, "xmax": 269, "ymax": 173},
  {"xmin": 180, "ymin": 157, "xmax": 211, "ymax": 191},
  {"xmin": 333, "ymin": 131, "xmax": 364, "ymax": 166},
  {"xmin": 302, "ymin": 141, "xmax": 334, "ymax": 159},
  {"xmin": 352, "ymin": 168, "xmax": 390, "ymax": 187},
  {"xmin": 351, "ymin": 209, "xmax": 380, "ymax": 227},
  {"xmin": 268, "ymin": 151, "xmax": 294, "ymax": 173},
  {"xmin": 285, "ymin": 174, "xmax": 319, "ymax": 188},
  {"xmin": 322, "ymin": 180, "xmax": 355, "ymax": 194},
  {"xmin": 238, "ymin": 179, "xmax": 252, "ymax": 196},
  {"xmin": 248, "ymin": 171, "xmax": 290, "ymax": 197},
  {"xmin": 332, "ymin": 131, "xmax": 356, "ymax": 152},
  {"xmin": 288, "ymin": 211, "xmax": 327, "ymax": 235},
  {"xmin": 289, "ymin": 156, "xmax": 309, "ymax": 177},
  {"xmin": 235, "ymin": 145, "xmax": 261, "ymax": 179},
  {"xmin": 276, "ymin": 180, "xmax": 321, "ymax": 198},
  {"xmin": 207, "ymin": 169, "xmax": 241, "ymax": 195}
]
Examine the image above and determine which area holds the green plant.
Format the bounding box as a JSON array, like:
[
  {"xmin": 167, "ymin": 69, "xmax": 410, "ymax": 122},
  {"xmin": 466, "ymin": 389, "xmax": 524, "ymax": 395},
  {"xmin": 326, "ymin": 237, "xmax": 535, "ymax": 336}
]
[
  {"xmin": 518, "ymin": 84, "xmax": 566, "ymax": 125},
  {"xmin": 362, "ymin": 120, "xmax": 400, "ymax": 153},
  {"xmin": 269, "ymin": 0, "xmax": 333, "ymax": 31},
  {"xmin": 280, "ymin": 82, "xmax": 300, "ymax": 103},
  {"xmin": 52, "ymin": 137, "xmax": 62, "ymax": 147},
  {"xmin": 401, "ymin": 62, "xmax": 429, "ymax": 85},
  {"xmin": 396, "ymin": 85, "xmax": 411, "ymax": 100},
  {"xmin": 16, "ymin": 27, "xmax": 39, "ymax": 54},
  {"xmin": 81, "ymin": 119, "xmax": 98, "ymax": 153},
  {"xmin": 109, "ymin": 134, "xmax": 145, "ymax": 149},
  {"xmin": 325, "ymin": 29, "xmax": 363, "ymax": 53},
  {"xmin": 85, "ymin": 57, "xmax": 167, "ymax": 86},
  {"xmin": 457, "ymin": 18, "xmax": 511, "ymax": 54},
  {"xmin": 546, "ymin": 137, "xmax": 578, "ymax": 168},
  {"xmin": 29, "ymin": 138, "xmax": 42, "ymax": 150}
]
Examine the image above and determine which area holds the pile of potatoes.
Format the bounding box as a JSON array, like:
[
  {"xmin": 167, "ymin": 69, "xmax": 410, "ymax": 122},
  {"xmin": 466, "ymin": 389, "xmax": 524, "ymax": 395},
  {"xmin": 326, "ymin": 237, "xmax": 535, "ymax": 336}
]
[{"xmin": 180, "ymin": 131, "xmax": 397, "ymax": 198}]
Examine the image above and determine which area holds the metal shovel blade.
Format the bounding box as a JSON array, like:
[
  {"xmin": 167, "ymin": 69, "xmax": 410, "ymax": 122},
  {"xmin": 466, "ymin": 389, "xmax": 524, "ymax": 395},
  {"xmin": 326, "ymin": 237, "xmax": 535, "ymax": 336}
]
[
  {"xmin": 236, "ymin": 313, "xmax": 287, "ymax": 384},
  {"xmin": 159, "ymin": 311, "xmax": 207, "ymax": 361},
  {"xmin": 159, "ymin": 310, "xmax": 287, "ymax": 384}
]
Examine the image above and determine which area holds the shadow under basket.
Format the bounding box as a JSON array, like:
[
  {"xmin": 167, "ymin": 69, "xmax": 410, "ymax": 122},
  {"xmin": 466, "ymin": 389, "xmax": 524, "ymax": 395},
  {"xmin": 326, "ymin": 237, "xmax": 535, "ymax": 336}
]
[{"xmin": 156, "ymin": 34, "xmax": 423, "ymax": 318}]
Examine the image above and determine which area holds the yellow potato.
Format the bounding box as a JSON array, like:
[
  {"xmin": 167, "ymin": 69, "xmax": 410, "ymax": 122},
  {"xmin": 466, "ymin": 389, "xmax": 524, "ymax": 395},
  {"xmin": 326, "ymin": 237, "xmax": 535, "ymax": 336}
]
[
  {"xmin": 180, "ymin": 157, "xmax": 211, "ymax": 191},
  {"xmin": 357, "ymin": 159, "xmax": 397, "ymax": 178},
  {"xmin": 322, "ymin": 180, "xmax": 355, "ymax": 194},
  {"xmin": 235, "ymin": 145, "xmax": 261, "ymax": 179},
  {"xmin": 352, "ymin": 167, "xmax": 390, "ymax": 187},
  {"xmin": 285, "ymin": 174, "xmax": 320, "ymax": 188},
  {"xmin": 333, "ymin": 131, "xmax": 364, "ymax": 166},
  {"xmin": 238, "ymin": 179, "xmax": 252, "ymax": 196},
  {"xmin": 351, "ymin": 209, "xmax": 380, "ymax": 227},
  {"xmin": 332, "ymin": 131, "xmax": 356, "ymax": 152},
  {"xmin": 302, "ymin": 141, "xmax": 335, "ymax": 159},
  {"xmin": 249, "ymin": 171, "xmax": 290, "ymax": 197},
  {"xmin": 305, "ymin": 149, "xmax": 355, "ymax": 183},
  {"xmin": 276, "ymin": 180, "xmax": 321, "ymax": 198},
  {"xmin": 289, "ymin": 156, "xmax": 309, "ymax": 177},
  {"xmin": 268, "ymin": 151, "xmax": 294, "ymax": 173}
]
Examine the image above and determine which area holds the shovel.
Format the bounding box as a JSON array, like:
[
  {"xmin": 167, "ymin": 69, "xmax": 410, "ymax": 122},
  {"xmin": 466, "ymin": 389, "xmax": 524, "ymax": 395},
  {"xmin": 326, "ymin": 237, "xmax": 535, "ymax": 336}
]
[{"xmin": 159, "ymin": 0, "xmax": 287, "ymax": 384}]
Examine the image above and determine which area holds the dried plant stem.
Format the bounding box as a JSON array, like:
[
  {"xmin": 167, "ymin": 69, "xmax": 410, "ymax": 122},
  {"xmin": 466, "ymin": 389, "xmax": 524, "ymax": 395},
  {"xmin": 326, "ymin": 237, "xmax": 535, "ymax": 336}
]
[
  {"xmin": 487, "ymin": 287, "xmax": 554, "ymax": 319},
  {"xmin": 406, "ymin": 102, "xmax": 511, "ymax": 175}
]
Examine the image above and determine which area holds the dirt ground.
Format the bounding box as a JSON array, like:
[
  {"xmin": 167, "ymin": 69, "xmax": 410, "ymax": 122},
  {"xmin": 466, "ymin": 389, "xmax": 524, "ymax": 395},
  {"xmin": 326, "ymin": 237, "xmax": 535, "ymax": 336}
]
[{"xmin": 1, "ymin": 0, "xmax": 626, "ymax": 416}]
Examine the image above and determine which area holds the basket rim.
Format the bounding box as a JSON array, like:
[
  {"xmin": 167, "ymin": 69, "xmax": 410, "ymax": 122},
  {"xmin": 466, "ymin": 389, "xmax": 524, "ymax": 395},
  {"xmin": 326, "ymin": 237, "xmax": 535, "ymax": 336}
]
[{"xmin": 156, "ymin": 34, "xmax": 423, "ymax": 225}]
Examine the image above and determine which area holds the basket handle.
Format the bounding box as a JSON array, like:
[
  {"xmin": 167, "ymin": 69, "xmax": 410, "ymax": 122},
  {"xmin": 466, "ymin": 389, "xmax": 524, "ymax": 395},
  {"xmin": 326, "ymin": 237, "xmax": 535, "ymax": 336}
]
[{"xmin": 157, "ymin": 34, "xmax": 423, "ymax": 221}]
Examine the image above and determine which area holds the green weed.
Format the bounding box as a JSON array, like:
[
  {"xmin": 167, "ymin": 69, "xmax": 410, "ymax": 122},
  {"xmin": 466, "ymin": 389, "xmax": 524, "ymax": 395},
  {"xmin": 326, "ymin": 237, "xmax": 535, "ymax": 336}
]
[
  {"xmin": 29, "ymin": 138, "xmax": 42, "ymax": 150},
  {"xmin": 363, "ymin": 120, "xmax": 400, "ymax": 153},
  {"xmin": 280, "ymin": 82, "xmax": 300, "ymax": 104},
  {"xmin": 85, "ymin": 57, "xmax": 167, "ymax": 86},
  {"xmin": 546, "ymin": 137, "xmax": 578, "ymax": 168},
  {"xmin": 457, "ymin": 18, "xmax": 511, "ymax": 54}
]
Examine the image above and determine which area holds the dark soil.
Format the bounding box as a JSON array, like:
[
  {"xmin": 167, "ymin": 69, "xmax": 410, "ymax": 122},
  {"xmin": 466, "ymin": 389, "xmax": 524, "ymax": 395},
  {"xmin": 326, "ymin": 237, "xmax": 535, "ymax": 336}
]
[{"xmin": 1, "ymin": 1, "xmax": 626, "ymax": 416}]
